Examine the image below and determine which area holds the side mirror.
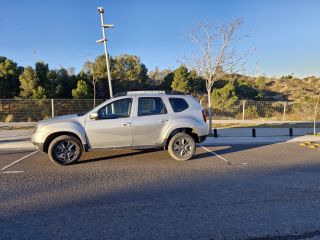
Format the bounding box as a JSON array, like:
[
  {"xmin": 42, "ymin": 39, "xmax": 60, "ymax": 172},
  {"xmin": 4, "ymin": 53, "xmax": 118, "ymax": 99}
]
[{"xmin": 89, "ymin": 112, "xmax": 99, "ymax": 120}]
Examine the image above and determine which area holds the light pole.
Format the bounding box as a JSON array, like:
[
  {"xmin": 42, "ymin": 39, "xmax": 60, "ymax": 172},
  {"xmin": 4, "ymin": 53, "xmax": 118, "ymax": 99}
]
[{"xmin": 97, "ymin": 7, "xmax": 114, "ymax": 98}]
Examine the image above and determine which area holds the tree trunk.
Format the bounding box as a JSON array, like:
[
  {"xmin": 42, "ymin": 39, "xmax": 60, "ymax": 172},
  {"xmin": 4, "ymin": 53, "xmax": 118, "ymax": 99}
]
[
  {"xmin": 93, "ymin": 83, "xmax": 96, "ymax": 108},
  {"xmin": 207, "ymin": 88, "xmax": 213, "ymax": 135}
]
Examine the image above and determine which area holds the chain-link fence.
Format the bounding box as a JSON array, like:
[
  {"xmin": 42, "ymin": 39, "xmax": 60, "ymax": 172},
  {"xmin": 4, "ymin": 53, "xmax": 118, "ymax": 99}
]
[
  {"xmin": 206, "ymin": 100, "xmax": 318, "ymax": 121},
  {"xmin": 0, "ymin": 98, "xmax": 318, "ymax": 122},
  {"xmin": 0, "ymin": 99, "xmax": 104, "ymax": 122}
]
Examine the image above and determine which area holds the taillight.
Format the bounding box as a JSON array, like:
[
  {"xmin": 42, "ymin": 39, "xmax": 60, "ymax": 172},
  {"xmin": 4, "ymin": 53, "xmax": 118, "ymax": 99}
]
[{"xmin": 202, "ymin": 110, "xmax": 207, "ymax": 122}]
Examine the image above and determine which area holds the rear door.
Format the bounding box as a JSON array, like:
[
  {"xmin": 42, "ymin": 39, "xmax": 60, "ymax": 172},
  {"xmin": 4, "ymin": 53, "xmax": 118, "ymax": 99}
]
[
  {"xmin": 132, "ymin": 97, "xmax": 171, "ymax": 146},
  {"xmin": 85, "ymin": 98, "xmax": 133, "ymax": 148}
]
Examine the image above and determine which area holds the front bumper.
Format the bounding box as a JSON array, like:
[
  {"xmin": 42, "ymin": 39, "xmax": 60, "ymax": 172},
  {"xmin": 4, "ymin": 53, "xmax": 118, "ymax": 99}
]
[
  {"xmin": 33, "ymin": 142, "xmax": 44, "ymax": 152},
  {"xmin": 31, "ymin": 129, "xmax": 49, "ymax": 152}
]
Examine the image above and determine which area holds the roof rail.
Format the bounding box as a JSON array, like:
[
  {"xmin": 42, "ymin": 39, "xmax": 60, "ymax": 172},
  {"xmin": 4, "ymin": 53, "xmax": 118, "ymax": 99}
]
[
  {"xmin": 113, "ymin": 90, "xmax": 185, "ymax": 98},
  {"xmin": 164, "ymin": 91, "xmax": 185, "ymax": 95},
  {"xmin": 113, "ymin": 92, "xmax": 127, "ymax": 98}
]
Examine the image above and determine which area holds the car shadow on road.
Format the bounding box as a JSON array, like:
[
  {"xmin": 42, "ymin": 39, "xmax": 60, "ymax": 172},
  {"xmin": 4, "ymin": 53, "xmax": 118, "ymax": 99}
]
[
  {"xmin": 192, "ymin": 143, "xmax": 275, "ymax": 161},
  {"xmin": 76, "ymin": 144, "xmax": 276, "ymax": 165},
  {"xmin": 76, "ymin": 148, "xmax": 163, "ymax": 165},
  {"xmin": 211, "ymin": 143, "xmax": 274, "ymax": 154}
]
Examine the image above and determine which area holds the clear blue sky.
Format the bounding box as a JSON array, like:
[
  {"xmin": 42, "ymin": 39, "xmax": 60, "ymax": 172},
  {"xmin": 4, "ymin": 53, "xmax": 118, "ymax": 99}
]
[{"xmin": 1, "ymin": 0, "xmax": 320, "ymax": 77}]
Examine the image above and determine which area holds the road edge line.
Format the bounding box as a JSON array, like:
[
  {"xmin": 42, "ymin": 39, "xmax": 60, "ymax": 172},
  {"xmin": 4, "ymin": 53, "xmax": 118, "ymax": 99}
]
[
  {"xmin": 201, "ymin": 146, "xmax": 229, "ymax": 162},
  {"xmin": 201, "ymin": 146, "xmax": 247, "ymax": 165},
  {"xmin": 1, "ymin": 150, "xmax": 39, "ymax": 171}
]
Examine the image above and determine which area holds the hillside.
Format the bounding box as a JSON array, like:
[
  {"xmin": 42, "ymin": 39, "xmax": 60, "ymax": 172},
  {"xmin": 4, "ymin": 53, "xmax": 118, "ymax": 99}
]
[{"xmin": 212, "ymin": 74, "xmax": 320, "ymax": 103}]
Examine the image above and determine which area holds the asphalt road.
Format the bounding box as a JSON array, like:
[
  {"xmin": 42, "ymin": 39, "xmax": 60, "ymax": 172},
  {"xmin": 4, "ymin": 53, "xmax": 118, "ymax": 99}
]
[{"xmin": 1, "ymin": 143, "xmax": 320, "ymax": 240}]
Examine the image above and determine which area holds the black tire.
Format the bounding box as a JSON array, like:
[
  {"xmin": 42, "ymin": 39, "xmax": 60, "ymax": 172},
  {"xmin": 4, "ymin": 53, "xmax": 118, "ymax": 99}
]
[
  {"xmin": 168, "ymin": 132, "xmax": 196, "ymax": 161},
  {"xmin": 48, "ymin": 135, "xmax": 82, "ymax": 165}
]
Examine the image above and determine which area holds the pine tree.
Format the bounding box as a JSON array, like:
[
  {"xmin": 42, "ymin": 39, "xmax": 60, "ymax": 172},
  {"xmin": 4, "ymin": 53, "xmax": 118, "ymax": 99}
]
[
  {"xmin": 72, "ymin": 80, "xmax": 90, "ymax": 99},
  {"xmin": 171, "ymin": 65, "xmax": 191, "ymax": 93},
  {"xmin": 19, "ymin": 66, "xmax": 39, "ymax": 98}
]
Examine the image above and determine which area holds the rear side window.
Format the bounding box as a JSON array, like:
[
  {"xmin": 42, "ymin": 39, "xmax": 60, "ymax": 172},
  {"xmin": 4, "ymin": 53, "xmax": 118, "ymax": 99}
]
[
  {"xmin": 169, "ymin": 98, "xmax": 189, "ymax": 112},
  {"xmin": 138, "ymin": 97, "xmax": 167, "ymax": 116}
]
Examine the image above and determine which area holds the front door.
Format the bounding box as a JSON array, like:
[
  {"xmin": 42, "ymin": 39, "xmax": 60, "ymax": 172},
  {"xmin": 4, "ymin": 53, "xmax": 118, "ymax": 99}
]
[{"xmin": 85, "ymin": 98, "xmax": 133, "ymax": 148}]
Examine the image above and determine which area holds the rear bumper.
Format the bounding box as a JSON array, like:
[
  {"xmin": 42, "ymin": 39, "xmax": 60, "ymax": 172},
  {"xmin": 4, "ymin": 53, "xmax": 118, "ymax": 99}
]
[
  {"xmin": 198, "ymin": 135, "xmax": 207, "ymax": 143},
  {"xmin": 195, "ymin": 124, "xmax": 209, "ymax": 143}
]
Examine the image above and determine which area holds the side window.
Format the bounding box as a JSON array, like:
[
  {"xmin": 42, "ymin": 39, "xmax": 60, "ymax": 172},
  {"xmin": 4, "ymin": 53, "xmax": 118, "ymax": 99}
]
[
  {"xmin": 138, "ymin": 97, "xmax": 167, "ymax": 116},
  {"xmin": 98, "ymin": 98, "xmax": 132, "ymax": 119},
  {"xmin": 169, "ymin": 98, "xmax": 189, "ymax": 112}
]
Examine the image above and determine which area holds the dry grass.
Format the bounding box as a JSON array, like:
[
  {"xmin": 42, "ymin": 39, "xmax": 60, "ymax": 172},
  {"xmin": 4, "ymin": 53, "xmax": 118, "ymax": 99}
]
[{"xmin": 4, "ymin": 114, "xmax": 14, "ymax": 123}]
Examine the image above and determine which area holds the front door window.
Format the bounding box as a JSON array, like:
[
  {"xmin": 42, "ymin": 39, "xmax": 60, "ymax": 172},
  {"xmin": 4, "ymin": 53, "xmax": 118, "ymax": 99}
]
[{"xmin": 98, "ymin": 98, "xmax": 132, "ymax": 119}]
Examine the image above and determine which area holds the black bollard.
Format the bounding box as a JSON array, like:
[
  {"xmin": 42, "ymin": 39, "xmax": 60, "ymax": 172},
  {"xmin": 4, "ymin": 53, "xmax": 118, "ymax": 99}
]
[
  {"xmin": 213, "ymin": 128, "xmax": 218, "ymax": 138},
  {"xmin": 252, "ymin": 128, "xmax": 256, "ymax": 137},
  {"xmin": 289, "ymin": 128, "xmax": 293, "ymax": 137}
]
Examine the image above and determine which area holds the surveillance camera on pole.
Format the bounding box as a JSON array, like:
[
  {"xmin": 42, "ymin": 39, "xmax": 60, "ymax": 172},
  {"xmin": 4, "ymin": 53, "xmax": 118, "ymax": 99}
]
[
  {"xmin": 102, "ymin": 24, "xmax": 114, "ymax": 28},
  {"xmin": 97, "ymin": 6, "xmax": 114, "ymax": 98},
  {"xmin": 96, "ymin": 39, "xmax": 105, "ymax": 44}
]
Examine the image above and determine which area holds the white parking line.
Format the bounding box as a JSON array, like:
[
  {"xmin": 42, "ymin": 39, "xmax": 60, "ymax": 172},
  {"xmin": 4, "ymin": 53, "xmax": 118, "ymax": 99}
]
[
  {"xmin": 201, "ymin": 146, "xmax": 247, "ymax": 165},
  {"xmin": 2, "ymin": 170, "xmax": 24, "ymax": 174},
  {"xmin": 1, "ymin": 150, "xmax": 39, "ymax": 172}
]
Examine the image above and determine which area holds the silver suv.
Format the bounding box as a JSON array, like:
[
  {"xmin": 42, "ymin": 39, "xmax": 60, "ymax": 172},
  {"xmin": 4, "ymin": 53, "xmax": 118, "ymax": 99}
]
[{"xmin": 32, "ymin": 91, "xmax": 208, "ymax": 165}]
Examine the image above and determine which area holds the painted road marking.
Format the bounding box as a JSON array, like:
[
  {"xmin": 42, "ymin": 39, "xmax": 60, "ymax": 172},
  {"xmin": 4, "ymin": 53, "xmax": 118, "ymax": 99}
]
[
  {"xmin": 309, "ymin": 145, "xmax": 318, "ymax": 148},
  {"xmin": 298, "ymin": 142, "xmax": 320, "ymax": 150},
  {"xmin": 2, "ymin": 171, "xmax": 24, "ymax": 174},
  {"xmin": 201, "ymin": 146, "xmax": 247, "ymax": 165},
  {"xmin": 299, "ymin": 142, "xmax": 313, "ymax": 146},
  {"xmin": 1, "ymin": 150, "xmax": 39, "ymax": 172}
]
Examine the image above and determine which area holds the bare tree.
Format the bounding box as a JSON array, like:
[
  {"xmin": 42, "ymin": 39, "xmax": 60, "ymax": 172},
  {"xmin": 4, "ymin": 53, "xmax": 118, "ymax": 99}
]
[
  {"xmin": 84, "ymin": 58, "xmax": 99, "ymax": 107},
  {"xmin": 183, "ymin": 19, "xmax": 247, "ymax": 134}
]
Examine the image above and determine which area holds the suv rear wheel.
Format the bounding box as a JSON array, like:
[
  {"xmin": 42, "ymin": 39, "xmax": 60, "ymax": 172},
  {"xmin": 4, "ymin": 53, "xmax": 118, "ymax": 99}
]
[
  {"xmin": 168, "ymin": 132, "xmax": 196, "ymax": 161},
  {"xmin": 48, "ymin": 135, "xmax": 82, "ymax": 165}
]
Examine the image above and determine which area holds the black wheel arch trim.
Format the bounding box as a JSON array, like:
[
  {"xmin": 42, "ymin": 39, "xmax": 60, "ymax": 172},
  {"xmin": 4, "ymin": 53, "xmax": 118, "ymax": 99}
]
[
  {"xmin": 163, "ymin": 128, "xmax": 202, "ymax": 149},
  {"xmin": 43, "ymin": 131, "xmax": 85, "ymax": 153}
]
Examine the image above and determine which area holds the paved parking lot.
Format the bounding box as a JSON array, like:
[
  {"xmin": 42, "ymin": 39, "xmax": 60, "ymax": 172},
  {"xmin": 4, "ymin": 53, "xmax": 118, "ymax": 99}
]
[{"xmin": 1, "ymin": 143, "xmax": 320, "ymax": 239}]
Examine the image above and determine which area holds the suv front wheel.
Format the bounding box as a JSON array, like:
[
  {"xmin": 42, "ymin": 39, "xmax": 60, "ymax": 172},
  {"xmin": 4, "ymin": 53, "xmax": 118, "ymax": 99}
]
[
  {"xmin": 168, "ymin": 132, "xmax": 196, "ymax": 161},
  {"xmin": 48, "ymin": 135, "xmax": 83, "ymax": 165}
]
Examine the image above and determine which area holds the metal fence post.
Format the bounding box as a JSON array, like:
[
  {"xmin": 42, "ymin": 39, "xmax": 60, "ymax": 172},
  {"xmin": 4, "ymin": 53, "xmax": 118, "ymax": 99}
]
[
  {"xmin": 242, "ymin": 100, "xmax": 246, "ymax": 120},
  {"xmin": 283, "ymin": 102, "xmax": 287, "ymax": 121},
  {"xmin": 313, "ymin": 94, "xmax": 320, "ymax": 135},
  {"xmin": 51, "ymin": 99, "xmax": 55, "ymax": 118}
]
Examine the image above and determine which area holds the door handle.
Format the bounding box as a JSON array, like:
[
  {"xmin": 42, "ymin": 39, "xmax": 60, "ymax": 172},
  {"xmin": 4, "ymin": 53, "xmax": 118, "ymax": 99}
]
[
  {"xmin": 122, "ymin": 122, "xmax": 132, "ymax": 126},
  {"xmin": 161, "ymin": 119, "xmax": 169, "ymax": 123}
]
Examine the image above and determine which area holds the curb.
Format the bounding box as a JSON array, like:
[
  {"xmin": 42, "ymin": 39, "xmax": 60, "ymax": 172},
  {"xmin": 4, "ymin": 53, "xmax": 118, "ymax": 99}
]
[
  {"xmin": 0, "ymin": 141, "xmax": 35, "ymax": 150},
  {"xmin": 202, "ymin": 135, "xmax": 320, "ymax": 145}
]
